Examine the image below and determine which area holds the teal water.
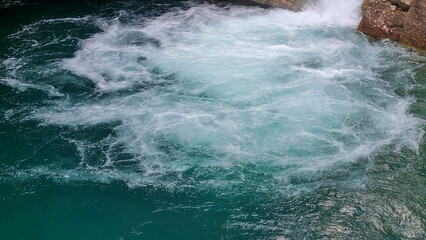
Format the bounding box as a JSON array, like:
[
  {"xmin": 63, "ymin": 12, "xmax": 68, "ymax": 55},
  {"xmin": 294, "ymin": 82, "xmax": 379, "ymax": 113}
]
[{"xmin": 0, "ymin": 0, "xmax": 425, "ymax": 239}]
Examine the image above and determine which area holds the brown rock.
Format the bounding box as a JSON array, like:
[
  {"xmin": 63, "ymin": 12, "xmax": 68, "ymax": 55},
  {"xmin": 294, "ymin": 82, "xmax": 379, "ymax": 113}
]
[{"xmin": 358, "ymin": 0, "xmax": 426, "ymax": 49}]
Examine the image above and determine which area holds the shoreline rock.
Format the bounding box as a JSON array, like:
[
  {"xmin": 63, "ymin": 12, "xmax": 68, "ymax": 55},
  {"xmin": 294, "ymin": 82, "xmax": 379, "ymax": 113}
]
[{"xmin": 357, "ymin": 0, "xmax": 426, "ymax": 50}]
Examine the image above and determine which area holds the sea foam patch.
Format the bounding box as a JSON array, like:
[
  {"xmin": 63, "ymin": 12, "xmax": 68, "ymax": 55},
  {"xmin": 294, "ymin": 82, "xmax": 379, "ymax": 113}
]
[
  {"xmin": 1, "ymin": 1, "xmax": 425, "ymax": 239},
  {"xmin": 3, "ymin": 0, "xmax": 423, "ymax": 189}
]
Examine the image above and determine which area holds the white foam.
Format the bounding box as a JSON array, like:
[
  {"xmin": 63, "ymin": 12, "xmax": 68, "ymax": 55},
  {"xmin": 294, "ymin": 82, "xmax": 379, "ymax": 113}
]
[
  {"xmin": 1, "ymin": 58, "xmax": 64, "ymax": 96},
  {"xmin": 10, "ymin": 0, "xmax": 423, "ymax": 188},
  {"xmin": 0, "ymin": 77, "xmax": 64, "ymax": 97}
]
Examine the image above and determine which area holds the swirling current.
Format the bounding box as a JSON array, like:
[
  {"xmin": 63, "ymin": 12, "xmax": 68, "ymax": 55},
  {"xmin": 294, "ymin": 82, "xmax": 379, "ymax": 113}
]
[{"xmin": 0, "ymin": 0, "xmax": 425, "ymax": 239}]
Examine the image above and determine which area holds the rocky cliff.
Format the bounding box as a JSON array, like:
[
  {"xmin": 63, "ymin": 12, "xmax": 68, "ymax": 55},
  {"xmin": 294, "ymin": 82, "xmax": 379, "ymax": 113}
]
[{"xmin": 358, "ymin": 0, "xmax": 426, "ymax": 49}]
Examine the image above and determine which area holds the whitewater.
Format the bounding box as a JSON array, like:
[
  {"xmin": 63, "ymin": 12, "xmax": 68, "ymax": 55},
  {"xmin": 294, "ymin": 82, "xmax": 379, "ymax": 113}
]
[{"xmin": 0, "ymin": 0, "xmax": 425, "ymax": 239}]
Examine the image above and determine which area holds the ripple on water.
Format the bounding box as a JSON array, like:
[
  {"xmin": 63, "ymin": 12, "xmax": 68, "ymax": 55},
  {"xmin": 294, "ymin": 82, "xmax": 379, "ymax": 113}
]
[
  {"xmin": 1, "ymin": 1, "xmax": 422, "ymax": 190},
  {"xmin": 1, "ymin": 0, "xmax": 425, "ymax": 238}
]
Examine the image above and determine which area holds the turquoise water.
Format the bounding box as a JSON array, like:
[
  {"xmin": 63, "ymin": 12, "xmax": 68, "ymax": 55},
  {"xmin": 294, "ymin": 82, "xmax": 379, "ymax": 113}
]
[{"xmin": 0, "ymin": 0, "xmax": 425, "ymax": 239}]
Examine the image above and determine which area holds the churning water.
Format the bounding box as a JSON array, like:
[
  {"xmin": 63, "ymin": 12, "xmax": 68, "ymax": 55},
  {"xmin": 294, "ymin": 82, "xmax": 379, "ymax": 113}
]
[{"xmin": 0, "ymin": 0, "xmax": 425, "ymax": 239}]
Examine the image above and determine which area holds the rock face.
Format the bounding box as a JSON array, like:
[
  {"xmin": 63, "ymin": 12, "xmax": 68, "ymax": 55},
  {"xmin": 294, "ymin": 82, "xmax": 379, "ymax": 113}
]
[{"xmin": 358, "ymin": 0, "xmax": 426, "ymax": 49}]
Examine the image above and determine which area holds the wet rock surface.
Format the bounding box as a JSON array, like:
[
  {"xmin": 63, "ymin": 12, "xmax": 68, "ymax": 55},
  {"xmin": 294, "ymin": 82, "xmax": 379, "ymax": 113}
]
[
  {"xmin": 249, "ymin": 0, "xmax": 312, "ymax": 11},
  {"xmin": 358, "ymin": 0, "xmax": 426, "ymax": 50},
  {"xmin": 209, "ymin": 0, "xmax": 312, "ymax": 11}
]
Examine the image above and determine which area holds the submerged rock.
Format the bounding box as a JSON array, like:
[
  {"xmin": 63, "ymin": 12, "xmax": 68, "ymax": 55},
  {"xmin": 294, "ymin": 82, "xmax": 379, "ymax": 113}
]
[
  {"xmin": 358, "ymin": 0, "xmax": 426, "ymax": 50},
  {"xmin": 249, "ymin": 0, "xmax": 313, "ymax": 11},
  {"xmin": 209, "ymin": 0, "xmax": 312, "ymax": 11}
]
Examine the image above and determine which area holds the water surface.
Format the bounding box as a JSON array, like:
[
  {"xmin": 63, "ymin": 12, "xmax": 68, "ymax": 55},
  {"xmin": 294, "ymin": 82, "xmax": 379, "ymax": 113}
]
[{"xmin": 0, "ymin": 0, "xmax": 425, "ymax": 239}]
